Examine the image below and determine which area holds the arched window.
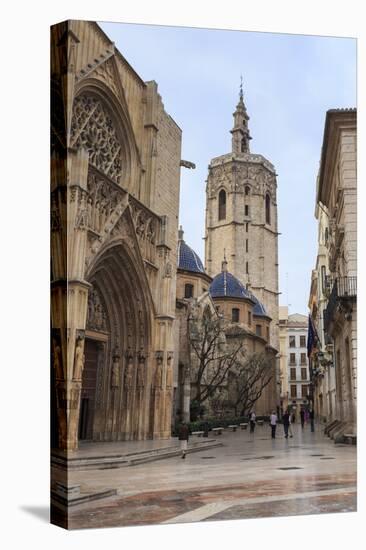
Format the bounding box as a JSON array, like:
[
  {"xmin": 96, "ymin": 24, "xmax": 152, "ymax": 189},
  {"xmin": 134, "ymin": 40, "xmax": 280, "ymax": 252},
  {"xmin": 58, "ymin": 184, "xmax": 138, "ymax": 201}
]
[
  {"xmin": 265, "ymin": 194, "xmax": 271, "ymax": 225},
  {"xmin": 245, "ymin": 185, "xmax": 250, "ymax": 196},
  {"xmin": 184, "ymin": 283, "xmax": 194, "ymax": 298},
  {"xmin": 218, "ymin": 189, "xmax": 226, "ymax": 220},
  {"xmin": 232, "ymin": 308, "xmax": 240, "ymax": 323},
  {"xmin": 324, "ymin": 227, "xmax": 329, "ymax": 245}
]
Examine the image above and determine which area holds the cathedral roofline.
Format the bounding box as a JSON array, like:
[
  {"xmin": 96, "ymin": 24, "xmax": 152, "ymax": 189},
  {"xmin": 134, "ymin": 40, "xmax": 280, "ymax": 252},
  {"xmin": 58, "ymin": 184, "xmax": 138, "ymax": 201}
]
[{"xmin": 209, "ymin": 152, "xmax": 276, "ymax": 174}]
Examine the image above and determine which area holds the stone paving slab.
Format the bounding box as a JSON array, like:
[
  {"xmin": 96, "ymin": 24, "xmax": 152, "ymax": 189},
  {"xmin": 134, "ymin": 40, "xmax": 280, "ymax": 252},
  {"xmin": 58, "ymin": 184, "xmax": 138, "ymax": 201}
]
[{"xmin": 52, "ymin": 424, "xmax": 357, "ymax": 529}]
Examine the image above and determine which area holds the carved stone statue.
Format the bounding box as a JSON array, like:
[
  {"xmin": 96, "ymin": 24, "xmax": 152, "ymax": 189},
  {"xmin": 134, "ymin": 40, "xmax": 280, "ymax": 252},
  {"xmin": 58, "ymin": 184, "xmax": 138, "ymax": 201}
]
[
  {"xmin": 73, "ymin": 337, "xmax": 85, "ymax": 381},
  {"xmin": 52, "ymin": 338, "xmax": 63, "ymax": 380},
  {"xmin": 154, "ymin": 353, "xmax": 163, "ymax": 388},
  {"xmin": 111, "ymin": 351, "xmax": 120, "ymax": 388},
  {"xmin": 124, "ymin": 354, "xmax": 134, "ymax": 388},
  {"xmin": 166, "ymin": 352, "xmax": 173, "ymax": 388},
  {"xmin": 137, "ymin": 353, "xmax": 146, "ymax": 388}
]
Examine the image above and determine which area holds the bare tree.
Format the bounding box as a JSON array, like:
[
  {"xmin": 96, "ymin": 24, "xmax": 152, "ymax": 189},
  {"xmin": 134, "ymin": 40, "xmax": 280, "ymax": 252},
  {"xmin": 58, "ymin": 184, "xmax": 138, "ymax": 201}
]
[
  {"xmin": 228, "ymin": 352, "xmax": 274, "ymax": 417},
  {"xmin": 189, "ymin": 312, "xmax": 243, "ymax": 408}
]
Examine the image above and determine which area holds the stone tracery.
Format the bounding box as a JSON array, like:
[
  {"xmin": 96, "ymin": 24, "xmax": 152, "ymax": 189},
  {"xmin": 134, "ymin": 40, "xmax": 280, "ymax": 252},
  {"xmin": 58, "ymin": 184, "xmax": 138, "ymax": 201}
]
[{"xmin": 70, "ymin": 95, "xmax": 123, "ymax": 184}]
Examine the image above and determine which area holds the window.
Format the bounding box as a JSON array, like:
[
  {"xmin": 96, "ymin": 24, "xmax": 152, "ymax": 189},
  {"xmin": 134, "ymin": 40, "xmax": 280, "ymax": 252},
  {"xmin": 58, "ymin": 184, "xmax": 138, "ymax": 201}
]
[
  {"xmin": 246, "ymin": 261, "xmax": 249, "ymax": 274},
  {"xmin": 184, "ymin": 283, "xmax": 194, "ymax": 299},
  {"xmin": 266, "ymin": 326, "xmax": 270, "ymax": 341},
  {"xmin": 241, "ymin": 138, "xmax": 246, "ymax": 152},
  {"xmin": 289, "ymin": 335, "xmax": 296, "ymax": 347},
  {"xmin": 265, "ymin": 194, "xmax": 271, "ymax": 224},
  {"xmin": 248, "ymin": 311, "xmax": 252, "ymax": 326},
  {"xmin": 202, "ymin": 287, "xmax": 207, "ymax": 293},
  {"xmin": 290, "ymin": 368, "xmax": 296, "ymax": 381},
  {"xmin": 246, "ymin": 239, "xmax": 249, "ymax": 252},
  {"xmin": 300, "ymin": 353, "xmax": 307, "ymax": 365},
  {"xmin": 300, "ymin": 335, "xmax": 306, "ymax": 348},
  {"xmin": 321, "ymin": 265, "xmax": 326, "ymax": 294},
  {"xmin": 301, "ymin": 385, "xmax": 308, "ymax": 398},
  {"xmin": 289, "ymin": 353, "xmax": 296, "ymax": 365},
  {"xmin": 256, "ymin": 324, "xmax": 262, "ymax": 337},
  {"xmin": 218, "ymin": 189, "xmax": 226, "ymax": 220},
  {"xmin": 291, "ymin": 385, "xmax": 297, "ymax": 398},
  {"xmin": 246, "ymin": 222, "xmax": 249, "ymax": 233},
  {"xmin": 301, "ymin": 368, "xmax": 307, "ymax": 380},
  {"xmin": 245, "ymin": 186, "xmax": 250, "ymax": 196},
  {"xmin": 245, "ymin": 204, "xmax": 249, "ymax": 216},
  {"xmin": 232, "ymin": 308, "xmax": 240, "ymax": 323}
]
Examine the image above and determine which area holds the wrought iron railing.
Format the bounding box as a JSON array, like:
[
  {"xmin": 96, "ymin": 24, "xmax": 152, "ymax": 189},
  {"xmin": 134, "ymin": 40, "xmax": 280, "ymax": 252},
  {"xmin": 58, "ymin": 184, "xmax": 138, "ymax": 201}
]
[{"xmin": 324, "ymin": 276, "xmax": 357, "ymax": 331}]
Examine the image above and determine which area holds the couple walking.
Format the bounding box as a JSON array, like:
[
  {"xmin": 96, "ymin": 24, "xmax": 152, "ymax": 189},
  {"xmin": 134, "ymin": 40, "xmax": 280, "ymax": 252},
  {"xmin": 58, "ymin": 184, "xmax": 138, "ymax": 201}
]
[{"xmin": 269, "ymin": 410, "xmax": 293, "ymax": 439}]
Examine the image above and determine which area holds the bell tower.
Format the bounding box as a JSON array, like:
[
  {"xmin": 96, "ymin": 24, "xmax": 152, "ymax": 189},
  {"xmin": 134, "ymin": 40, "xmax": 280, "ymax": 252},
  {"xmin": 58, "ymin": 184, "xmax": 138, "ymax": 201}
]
[{"xmin": 204, "ymin": 82, "xmax": 280, "ymax": 352}]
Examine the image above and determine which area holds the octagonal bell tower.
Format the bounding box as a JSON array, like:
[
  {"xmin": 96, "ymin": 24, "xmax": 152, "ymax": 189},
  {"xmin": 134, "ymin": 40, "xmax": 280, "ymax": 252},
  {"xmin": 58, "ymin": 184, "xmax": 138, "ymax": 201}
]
[{"xmin": 204, "ymin": 82, "xmax": 279, "ymax": 352}]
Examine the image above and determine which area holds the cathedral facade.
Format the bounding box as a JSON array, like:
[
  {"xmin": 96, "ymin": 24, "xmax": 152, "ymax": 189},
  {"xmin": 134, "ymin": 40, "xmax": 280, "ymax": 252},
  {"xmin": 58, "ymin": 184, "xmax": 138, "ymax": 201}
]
[
  {"xmin": 51, "ymin": 22, "xmax": 280, "ymax": 452},
  {"xmin": 51, "ymin": 21, "xmax": 182, "ymax": 451}
]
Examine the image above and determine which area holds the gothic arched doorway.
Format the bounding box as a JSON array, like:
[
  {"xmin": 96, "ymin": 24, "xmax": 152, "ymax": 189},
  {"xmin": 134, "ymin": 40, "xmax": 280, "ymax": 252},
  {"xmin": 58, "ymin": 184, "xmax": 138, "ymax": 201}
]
[{"xmin": 81, "ymin": 238, "xmax": 154, "ymax": 442}]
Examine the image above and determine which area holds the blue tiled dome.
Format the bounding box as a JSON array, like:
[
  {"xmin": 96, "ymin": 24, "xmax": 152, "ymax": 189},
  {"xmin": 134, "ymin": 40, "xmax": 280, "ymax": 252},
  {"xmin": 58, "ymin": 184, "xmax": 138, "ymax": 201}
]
[
  {"xmin": 210, "ymin": 270, "xmax": 253, "ymax": 300},
  {"xmin": 177, "ymin": 231, "xmax": 205, "ymax": 274},
  {"xmin": 249, "ymin": 292, "xmax": 268, "ymax": 317}
]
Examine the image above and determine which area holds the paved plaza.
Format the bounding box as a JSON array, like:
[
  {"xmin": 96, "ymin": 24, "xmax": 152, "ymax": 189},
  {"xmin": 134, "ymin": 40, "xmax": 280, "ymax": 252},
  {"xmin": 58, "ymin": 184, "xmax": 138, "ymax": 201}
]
[{"xmin": 52, "ymin": 422, "xmax": 356, "ymax": 529}]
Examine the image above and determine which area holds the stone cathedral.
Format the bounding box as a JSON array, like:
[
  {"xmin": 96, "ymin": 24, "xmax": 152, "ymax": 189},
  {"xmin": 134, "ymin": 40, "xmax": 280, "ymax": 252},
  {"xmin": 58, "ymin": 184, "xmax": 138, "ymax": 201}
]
[
  {"xmin": 51, "ymin": 21, "xmax": 181, "ymax": 451},
  {"xmin": 51, "ymin": 21, "xmax": 280, "ymax": 453},
  {"xmin": 204, "ymin": 85, "xmax": 280, "ymax": 353}
]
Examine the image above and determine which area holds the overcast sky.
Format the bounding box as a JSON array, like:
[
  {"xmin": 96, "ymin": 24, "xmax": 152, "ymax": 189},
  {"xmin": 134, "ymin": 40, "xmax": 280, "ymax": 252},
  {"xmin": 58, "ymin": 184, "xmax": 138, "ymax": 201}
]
[{"xmin": 100, "ymin": 21, "xmax": 356, "ymax": 315}]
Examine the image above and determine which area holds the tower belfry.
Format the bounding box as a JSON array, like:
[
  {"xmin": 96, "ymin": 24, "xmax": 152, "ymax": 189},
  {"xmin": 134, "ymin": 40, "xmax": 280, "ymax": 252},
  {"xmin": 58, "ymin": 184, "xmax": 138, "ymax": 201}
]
[
  {"xmin": 231, "ymin": 77, "xmax": 252, "ymax": 154},
  {"xmin": 204, "ymin": 83, "xmax": 279, "ymax": 352}
]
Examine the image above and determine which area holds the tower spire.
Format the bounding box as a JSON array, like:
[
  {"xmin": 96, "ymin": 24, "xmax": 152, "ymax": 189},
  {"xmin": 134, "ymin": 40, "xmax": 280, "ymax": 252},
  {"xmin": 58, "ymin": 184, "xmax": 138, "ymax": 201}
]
[{"xmin": 231, "ymin": 77, "xmax": 251, "ymax": 154}]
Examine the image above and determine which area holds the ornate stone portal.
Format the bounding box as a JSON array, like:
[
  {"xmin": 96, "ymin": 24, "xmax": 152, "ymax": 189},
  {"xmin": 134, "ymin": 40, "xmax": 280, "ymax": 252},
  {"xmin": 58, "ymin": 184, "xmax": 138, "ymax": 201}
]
[{"xmin": 51, "ymin": 20, "xmax": 181, "ymax": 451}]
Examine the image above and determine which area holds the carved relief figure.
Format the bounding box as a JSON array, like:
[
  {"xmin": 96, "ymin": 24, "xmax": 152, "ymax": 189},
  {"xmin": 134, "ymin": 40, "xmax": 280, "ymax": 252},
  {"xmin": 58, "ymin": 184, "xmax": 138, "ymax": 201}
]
[
  {"xmin": 87, "ymin": 287, "xmax": 107, "ymax": 331},
  {"xmin": 111, "ymin": 350, "xmax": 120, "ymax": 388},
  {"xmin": 73, "ymin": 337, "xmax": 85, "ymax": 381},
  {"xmin": 154, "ymin": 353, "xmax": 163, "ymax": 388},
  {"xmin": 52, "ymin": 338, "xmax": 63, "ymax": 380},
  {"xmin": 137, "ymin": 353, "xmax": 146, "ymax": 388},
  {"xmin": 166, "ymin": 352, "xmax": 174, "ymax": 388},
  {"xmin": 124, "ymin": 353, "xmax": 134, "ymax": 388}
]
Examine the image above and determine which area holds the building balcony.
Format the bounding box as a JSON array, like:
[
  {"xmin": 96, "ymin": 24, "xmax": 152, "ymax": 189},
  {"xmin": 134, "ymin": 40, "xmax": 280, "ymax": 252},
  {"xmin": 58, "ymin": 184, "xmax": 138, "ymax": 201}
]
[{"xmin": 324, "ymin": 276, "xmax": 357, "ymax": 332}]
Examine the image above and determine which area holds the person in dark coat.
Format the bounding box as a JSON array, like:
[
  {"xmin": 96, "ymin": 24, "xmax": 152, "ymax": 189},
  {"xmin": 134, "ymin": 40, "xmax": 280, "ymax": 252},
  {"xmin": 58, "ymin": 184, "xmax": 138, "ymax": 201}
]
[
  {"xmin": 250, "ymin": 411, "xmax": 256, "ymax": 433},
  {"xmin": 282, "ymin": 410, "xmax": 290, "ymax": 438},
  {"xmin": 309, "ymin": 408, "xmax": 315, "ymax": 432},
  {"xmin": 300, "ymin": 408, "xmax": 305, "ymax": 428},
  {"xmin": 178, "ymin": 421, "xmax": 189, "ymax": 459}
]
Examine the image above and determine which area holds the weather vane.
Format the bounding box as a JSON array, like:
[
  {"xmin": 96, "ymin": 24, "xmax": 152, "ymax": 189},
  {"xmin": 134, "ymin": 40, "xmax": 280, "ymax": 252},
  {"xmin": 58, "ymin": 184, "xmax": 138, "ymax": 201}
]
[{"xmin": 240, "ymin": 75, "xmax": 243, "ymax": 99}]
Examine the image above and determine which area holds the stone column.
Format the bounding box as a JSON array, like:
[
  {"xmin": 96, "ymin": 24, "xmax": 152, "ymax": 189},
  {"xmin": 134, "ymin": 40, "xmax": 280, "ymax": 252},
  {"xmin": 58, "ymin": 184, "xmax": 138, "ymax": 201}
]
[{"xmin": 51, "ymin": 147, "xmax": 90, "ymax": 451}]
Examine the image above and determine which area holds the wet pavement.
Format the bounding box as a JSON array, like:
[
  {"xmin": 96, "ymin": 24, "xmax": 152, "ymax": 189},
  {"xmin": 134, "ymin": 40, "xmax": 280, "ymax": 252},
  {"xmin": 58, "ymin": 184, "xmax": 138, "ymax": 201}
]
[{"xmin": 53, "ymin": 422, "xmax": 356, "ymax": 529}]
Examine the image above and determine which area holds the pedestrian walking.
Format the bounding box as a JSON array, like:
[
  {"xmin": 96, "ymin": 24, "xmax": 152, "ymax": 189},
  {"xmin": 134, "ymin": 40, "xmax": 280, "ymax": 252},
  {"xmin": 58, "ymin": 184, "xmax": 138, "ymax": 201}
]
[
  {"xmin": 178, "ymin": 421, "xmax": 189, "ymax": 459},
  {"xmin": 309, "ymin": 408, "xmax": 315, "ymax": 432},
  {"xmin": 300, "ymin": 408, "xmax": 305, "ymax": 428},
  {"xmin": 288, "ymin": 412, "xmax": 294, "ymax": 438},
  {"xmin": 304, "ymin": 408, "xmax": 309, "ymax": 424},
  {"xmin": 250, "ymin": 411, "xmax": 256, "ymax": 433},
  {"xmin": 270, "ymin": 411, "xmax": 278, "ymax": 439},
  {"xmin": 282, "ymin": 410, "xmax": 290, "ymax": 438}
]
